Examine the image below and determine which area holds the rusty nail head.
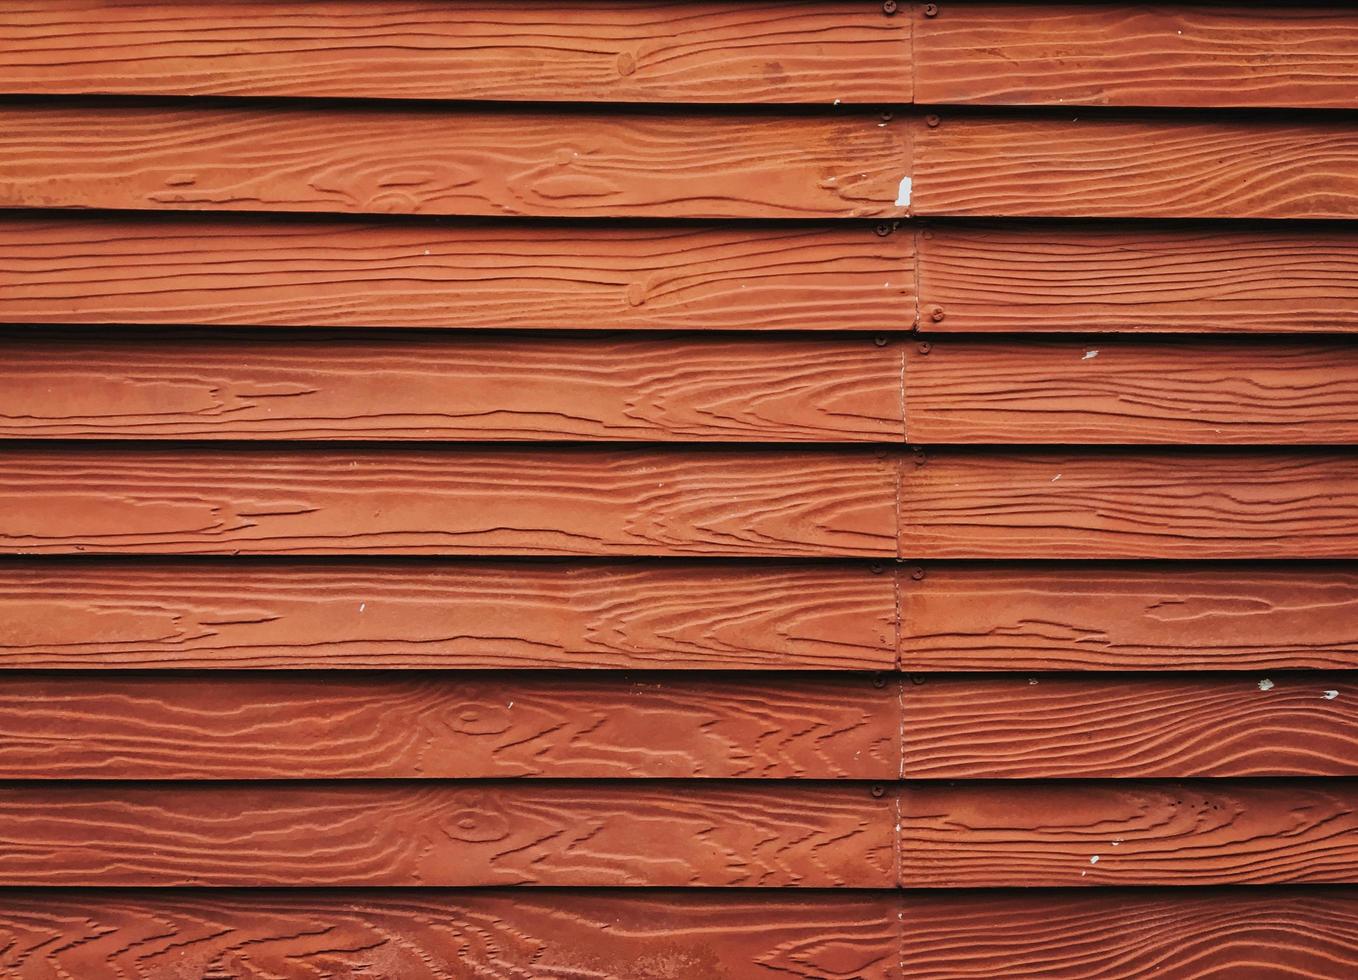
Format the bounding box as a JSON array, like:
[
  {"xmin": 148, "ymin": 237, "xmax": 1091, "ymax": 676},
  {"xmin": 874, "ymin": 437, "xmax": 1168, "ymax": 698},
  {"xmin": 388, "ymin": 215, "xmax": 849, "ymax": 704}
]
[
  {"xmin": 929, "ymin": 305, "xmax": 946, "ymax": 323},
  {"xmin": 872, "ymin": 673, "xmax": 888, "ymax": 688},
  {"xmin": 911, "ymin": 566, "xmax": 926, "ymax": 580},
  {"xmin": 870, "ymin": 561, "xmax": 885, "ymax": 574},
  {"xmin": 923, "ymin": 2, "xmax": 938, "ymax": 15},
  {"xmin": 910, "ymin": 674, "xmax": 927, "ymax": 686},
  {"xmin": 880, "ymin": 109, "xmax": 894, "ymax": 122},
  {"xmin": 874, "ymin": 335, "xmax": 889, "ymax": 347},
  {"xmin": 871, "ymin": 784, "xmax": 886, "ymax": 798},
  {"xmin": 882, "ymin": 0, "xmax": 898, "ymax": 14},
  {"xmin": 917, "ymin": 341, "xmax": 931, "ymax": 354},
  {"xmin": 925, "ymin": 113, "xmax": 941, "ymax": 128},
  {"xmin": 874, "ymin": 221, "xmax": 893, "ymax": 237}
]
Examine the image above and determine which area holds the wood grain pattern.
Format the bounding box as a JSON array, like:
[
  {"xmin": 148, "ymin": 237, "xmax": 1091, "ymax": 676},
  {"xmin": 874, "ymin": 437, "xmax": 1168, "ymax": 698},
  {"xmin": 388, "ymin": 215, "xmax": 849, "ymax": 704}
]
[
  {"xmin": 0, "ymin": 215, "xmax": 913, "ymax": 330},
  {"xmin": 900, "ymin": 781, "xmax": 1358, "ymax": 887},
  {"xmin": 0, "ymin": 782, "xmax": 895, "ymax": 887},
  {"xmin": 916, "ymin": 221, "xmax": 1358, "ymax": 333},
  {"xmin": 0, "ymin": 446, "xmax": 897, "ymax": 557},
  {"xmin": 0, "ymin": 890, "xmax": 902, "ymax": 980},
  {"xmin": 904, "ymin": 564, "xmax": 1358, "ymax": 671},
  {"xmin": 915, "ymin": 4, "xmax": 1358, "ymax": 109},
  {"xmin": 912, "ymin": 114, "xmax": 1358, "ymax": 219},
  {"xmin": 0, "ymin": 104, "xmax": 909, "ymax": 219},
  {"xmin": 0, "ymin": 559, "xmax": 895, "ymax": 669},
  {"xmin": 905, "ymin": 888, "xmax": 1358, "ymax": 979},
  {"xmin": 905, "ymin": 338, "xmax": 1358, "ymax": 444},
  {"xmin": 0, "ymin": 671, "xmax": 898, "ymax": 779},
  {"xmin": 0, "ymin": 329, "xmax": 903, "ymax": 441},
  {"xmin": 0, "ymin": 0, "xmax": 910, "ymax": 104},
  {"xmin": 903, "ymin": 673, "xmax": 1358, "ymax": 779},
  {"xmin": 901, "ymin": 450, "xmax": 1358, "ymax": 559}
]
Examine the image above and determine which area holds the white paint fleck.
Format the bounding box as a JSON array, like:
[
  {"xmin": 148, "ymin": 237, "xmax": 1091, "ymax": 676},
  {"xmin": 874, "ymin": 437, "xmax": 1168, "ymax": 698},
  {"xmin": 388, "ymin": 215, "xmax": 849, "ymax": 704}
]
[
  {"xmin": 423, "ymin": 249, "xmax": 430, "ymax": 256},
  {"xmin": 1089, "ymin": 855, "xmax": 1099, "ymax": 864},
  {"xmin": 833, "ymin": 98, "xmax": 841, "ymax": 106},
  {"xmin": 1051, "ymin": 474, "xmax": 1062, "ymax": 482},
  {"xmin": 1110, "ymin": 840, "xmax": 1121, "ymax": 846},
  {"xmin": 1258, "ymin": 678, "xmax": 1275, "ymax": 691},
  {"xmin": 1080, "ymin": 870, "xmax": 1087, "ymax": 877},
  {"xmin": 1082, "ymin": 349, "xmax": 1099, "ymax": 360},
  {"xmin": 1324, "ymin": 690, "xmax": 1339, "ymax": 700},
  {"xmin": 896, "ymin": 175, "xmax": 912, "ymax": 207},
  {"xmin": 358, "ymin": 603, "xmax": 365, "ymax": 613},
  {"xmin": 508, "ymin": 700, "xmax": 514, "ymax": 709}
]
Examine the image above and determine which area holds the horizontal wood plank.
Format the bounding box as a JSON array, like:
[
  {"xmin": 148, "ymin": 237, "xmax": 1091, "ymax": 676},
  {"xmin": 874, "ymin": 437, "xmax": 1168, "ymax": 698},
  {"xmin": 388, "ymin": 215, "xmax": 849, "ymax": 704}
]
[
  {"xmin": 916, "ymin": 222, "xmax": 1358, "ymax": 334},
  {"xmin": 905, "ymin": 338, "xmax": 1358, "ymax": 444},
  {"xmin": 904, "ymin": 673, "xmax": 1358, "ymax": 778},
  {"xmin": 0, "ymin": 0, "xmax": 910, "ymax": 104},
  {"xmin": 912, "ymin": 114, "xmax": 1358, "ymax": 219},
  {"xmin": 0, "ymin": 330, "xmax": 903, "ymax": 441},
  {"xmin": 904, "ymin": 888, "xmax": 1358, "ymax": 979},
  {"xmin": 0, "ymin": 782, "xmax": 895, "ymax": 887},
  {"xmin": 903, "ymin": 564, "xmax": 1358, "ymax": 671},
  {"xmin": 0, "ymin": 560, "xmax": 896, "ymax": 669},
  {"xmin": 0, "ymin": 104, "xmax": 909, "ymax": 219},
  {"xmin": 0, "ymin": 215, "xmax": 913, "ymax": 331},
  {"xmin": 915, "ymin": 4, "xmax": 1358, "ymax": 109},
  {"xmin": 0, "ymin": 447, "xmax": 898, "ymax": 557},
  {"xmin": 0, "ymin": 889, "xmax": 902, "ymax": 979},
  {"xmin": 0, "ymin": 672, "xmax": 899, "ymax": 779},
  {"xmin": 901, "ymin": 450, "xmax": 1358, "ymax": 559}
]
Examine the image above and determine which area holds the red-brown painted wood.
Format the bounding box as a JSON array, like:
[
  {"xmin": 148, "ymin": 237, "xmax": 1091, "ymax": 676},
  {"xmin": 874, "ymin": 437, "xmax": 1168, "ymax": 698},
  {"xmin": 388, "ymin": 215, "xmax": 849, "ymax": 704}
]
[
  {"xmin": 914, "ymin": 4, "xmax": 1358, "ymax": 109},
  {"xmin": 0, "ymin": 782, "xmax": 896, "ymax": 887},
  {"xmin": 0, "ymin": 672, "xmax": 899, "ymax": 779},
  {"xmin": 0, "ymin": 446, "xmax": 898, "ymax": 557},
  {"xmin": 901, "ymin": 450, "xmax": 1358, "ymax": 559},
  {"xmin": 0, "ymin": 215, "xmax": 913, "ymax": 331},
  {"xmin": 0, "ymin": 560, "xmax": 895, "ymax": 670},
  {"xmin": 0, "ymin": 330, "xmax": 903, "ymax": 442},
  {"xmin": 0, "ymin": 104, "xmax": 909, "ymax": 219},
  {"xmin": 903, "ymin": 564, "xmax": 1358, "ymax": 671}
]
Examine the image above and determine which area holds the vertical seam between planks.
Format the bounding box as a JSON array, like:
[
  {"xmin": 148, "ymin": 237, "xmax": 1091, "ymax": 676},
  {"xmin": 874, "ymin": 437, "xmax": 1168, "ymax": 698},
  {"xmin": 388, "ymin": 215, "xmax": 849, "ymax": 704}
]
[{"xmin": 899, "ymin": 337, "xmax": 909, "ymax": 444}]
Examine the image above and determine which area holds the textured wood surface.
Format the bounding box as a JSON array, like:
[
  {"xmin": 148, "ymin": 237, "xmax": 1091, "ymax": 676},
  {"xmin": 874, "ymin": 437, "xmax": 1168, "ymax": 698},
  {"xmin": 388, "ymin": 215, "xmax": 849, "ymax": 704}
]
[
  {"xmin": 912, "ymin": 114, "xmax": 1358, "ymax": 219},
  {"xmin": 0, "ymin": 104, "xmax": 909, "ymax": 219},
  {"xmin": 0, "ymin": 447, "xmax": 897, "ymax": 557},
  {"xmin": 0, "ymin": 890, "xmax": 902, "ymax": 980},
  {"xmin": 0, "ymin": 215, "xmax": 913, "ymax": 331},
  {"xmin": 0, "ymin": 671, "xmax": 898, "ymax": 779},
  {"xmin": 903, "ymin": 673, "xmax": 1358, "ymax": 779},
  {"xmin": 0, "ymin": 329, "xmax": 902, "ymax": 441},
  {"xmin": 916, "ymin": 221, "xmax": 1358, "ymax": 333},
  {"xmin": 902, "ymin": 451, "xmax": 1358, "ymax": 559},
  {"xmin": 901, "ymin": 781, "xmax": 1358, "ymax": 887},
  {"xmin": 0, "ymin": 0, "xmax": 909, "ymax": 104},
  {"xmin": 0, "ymin": 782, "xmax": 895, "ymax": 887},
  {"xmin": 905, "ymin": 338, "xmax": 1358, "ymax": 444},
  {"xmin": 905, "ymin": 888, "xmax": 1358, "ymax": 979},
  {"xmin": 915, "ymin": 4, "xmax": 1358, "ymax": 109},
  {"xmin": 904, "ymin": 564, "xmax": 1358, "ymax": 671},
  {"xmin": 0, "ymin": 560, "xmax": 895, "ymax": 669}
]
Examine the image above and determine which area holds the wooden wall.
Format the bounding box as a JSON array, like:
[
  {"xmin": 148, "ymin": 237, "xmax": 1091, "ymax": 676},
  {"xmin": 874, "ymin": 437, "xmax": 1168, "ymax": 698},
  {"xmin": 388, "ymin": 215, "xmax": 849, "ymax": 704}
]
[{"xmin": 1, "ymin": 2, "xmax": 1357, "ymax": 976}]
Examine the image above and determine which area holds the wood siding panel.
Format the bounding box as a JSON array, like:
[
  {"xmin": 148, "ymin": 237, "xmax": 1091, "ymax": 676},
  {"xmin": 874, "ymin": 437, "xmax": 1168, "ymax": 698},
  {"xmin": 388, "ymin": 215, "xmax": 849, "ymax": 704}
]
[
  {"xmin": 900, "ymin": 781, "xmax": 1358, "ymax": 887},
  {"xmin": 901, "ymin": 451, "xmax": 1358, "ymax": 559},
  {"xmin": 915, "ymin": 4, "xmax": 1358, "ymax": 109},
  {"xmin": 0, "ymin": 330, "xmax": 903, "ymax": 442},
  {"xmin": 0, "ymin": 0, "xmax": 910, "ymax": 104},
  {"xmin": 903, "ymin": 564, "xmax": 1358, "ymax": 672},
  {"xmin": 0, "ymin": 560, "xmax": 896, "ymax": 670},
  {"xmin": 0, "ymin": 447, "xmax": 898, "ymax": 557},
  {"xmin": 0, "ymin": 672, "xmax": 899, "ymax": 779},
  {"xmin": 0, "ymin": 104, "xmax": 909, "ymax": 219},
  {"xmin": 912, "ymin": 115, "xmax": 1358, "ymax": 219},
  {"xmin": 905, "ymin": 338, "xmax": 1358, "ymax": 444},
  {"xmin": 0, "ymin": 782, "xmax": 896, "ymax": 887},
  {"xmin": 0, "ymin": 216, "xmax": 914, "ymax": 331},
  {"xmin": 0, "ymin": 890, "xmax": 902, "ymax": 980},
  {"xmin": 903, "ymin": 673, "xmax": 1358, "ymax": 779},
  {"xmin": 916, "ymin": 222, "xmax": 1358, "ymax": 334}
]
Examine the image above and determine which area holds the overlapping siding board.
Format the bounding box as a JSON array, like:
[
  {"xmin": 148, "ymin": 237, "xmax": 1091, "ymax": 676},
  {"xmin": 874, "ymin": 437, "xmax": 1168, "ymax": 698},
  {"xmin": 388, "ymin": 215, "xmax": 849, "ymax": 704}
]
[{"xmin": 1, "ymin": 2, "xmax": 1356, "ymax": 976}]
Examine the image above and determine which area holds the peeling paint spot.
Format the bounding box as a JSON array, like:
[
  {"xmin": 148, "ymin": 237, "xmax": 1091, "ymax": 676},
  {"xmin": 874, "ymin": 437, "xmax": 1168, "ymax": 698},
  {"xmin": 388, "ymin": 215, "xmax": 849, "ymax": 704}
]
[
  {"xmin": 1324, "ymin": 690, "xmax": 1339, "ymax": 700},
  {"xmin": 1258, "ymin": 678, "xmax": 1275, "ymax": 691},
  {"xmin": 1089, "ymin": 855, "xmax": 1099, "ymax": 864},
  {"xmin": 1082, "ymin": 349, "xmax": 1099, "ymax": 360},
  {"xmin": 896, "ymin": 175, "xmax": 912, "ymax": 207}
]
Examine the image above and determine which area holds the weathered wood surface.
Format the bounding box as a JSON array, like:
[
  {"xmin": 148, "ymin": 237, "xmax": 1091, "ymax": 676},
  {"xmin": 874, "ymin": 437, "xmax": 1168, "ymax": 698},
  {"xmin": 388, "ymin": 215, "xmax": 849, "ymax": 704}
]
[
  {"xmin": 0, "ymin": 104, "xmax": 909, "ymax": 219},
  {"xmin": 0, "ymin": 0, "xmax": 908, "ymax": 104},
  {"xmin": 0, "ymin": 783, "xmax": 895, "ymax": 887},
  {"xmin": 902, "ymin": 451, "xmax": 1358, "ymax": 559},
  {"xmin": 0, "ymin": 330, "xmax": 902, "ymax": 441},
  {"xmin": 903, "ymin": 674, "xmax": 1358, "ymax": 779},
  {"xmin": 905, "ymin": 338, "xmax": 1358, "ymax": 444},
  {"xmin": 916, "ymin": 221, "xmax": 1358, "ymax": 334},
  {"xmin": 911, "ymin": 115, "xmax": 1358, "ymax": 219},
  {"xmin": 0, "ymin": 560, "xmax": 896, "ymax": 669},
  {"xmin": 915, "ymin": 4, "xmax": 1358, "ymax": 109},
  {"xmin": 0, "ymin": 215, "xmax": 913, "ymax": 331},
  {"xmin": 905, "ymin": 888, "xmax": 1358, "ymax": 979},
  {"xmin": 0, "ymin": 447, "xmax": 897, "ymax": 557},
  {"xmin": 0, "ymin": 672, "xmax": 898, "ymax": 779},
  {"xmin": 904, "ymin": 564, "xmax": 1358, "ymax": 671},
  {"xmin": 0, "ymin": 889, "xmax": 902, "ymax": 980},
  {"xmin": 901, "ymin": 781, "xmax": 1358, "ymax": 887}
]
